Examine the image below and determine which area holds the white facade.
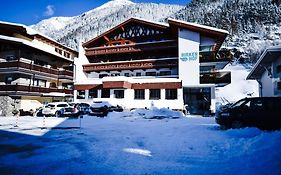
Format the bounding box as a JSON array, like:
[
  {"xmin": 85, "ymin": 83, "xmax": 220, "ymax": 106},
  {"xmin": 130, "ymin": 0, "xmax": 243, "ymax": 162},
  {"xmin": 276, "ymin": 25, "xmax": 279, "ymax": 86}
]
[
  {"xmin": 74, "ymin": 18, "xmax": 230, "ymax": 114},
  {"xmin": 178, "ymin": 28, "xmax": 200, "ymax": 86},
  {"xmin": 247, "ymin": 46, "xmax": 281, "ymax": 97}
]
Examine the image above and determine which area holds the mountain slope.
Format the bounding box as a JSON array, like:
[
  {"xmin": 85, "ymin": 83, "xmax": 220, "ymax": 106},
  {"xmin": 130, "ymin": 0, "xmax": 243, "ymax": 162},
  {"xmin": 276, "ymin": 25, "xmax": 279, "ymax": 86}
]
[
  {"xmin": 31, "ymin": 0, "xmax": 184, "ymax": 50},
  {"xmin": 168, "ymin": 0, "xmax": 281, "ymax": 62}
]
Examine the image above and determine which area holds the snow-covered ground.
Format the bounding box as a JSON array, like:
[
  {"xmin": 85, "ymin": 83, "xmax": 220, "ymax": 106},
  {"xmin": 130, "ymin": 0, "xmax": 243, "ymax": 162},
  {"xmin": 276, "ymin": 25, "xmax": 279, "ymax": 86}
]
[{"xmin": 0, "ymin": 109, "xmax": 280, "ymax": 175}]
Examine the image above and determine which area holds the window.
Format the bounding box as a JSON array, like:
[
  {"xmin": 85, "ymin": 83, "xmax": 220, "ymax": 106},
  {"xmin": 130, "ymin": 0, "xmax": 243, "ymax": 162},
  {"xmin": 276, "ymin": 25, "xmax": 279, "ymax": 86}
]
[
  {"xmin": 277, "ymin": 65, "xmax": 281, "ymax": 73},
  {"xmin": 134, "ymin": 89, "xmax": 145, "ymax": 99},
  {"xmin": 111, "ymin": 73, "xmax": 120, "ymax": 76},
  {"xmin": 250, "ymin": 100, "xmax": 263, "ymax": 111},
  {"xmin": 136, "ymin": 72, "xmax": 142, "ymax": 77},
  {"xmin": 149, "ymin": 89, "xmax": 161, "ymax": 100},
  {"xmin": 89, "ymin": 89, "xmax": 98, "ymax": 98},
  {"xmin": 114, "ymin": 90, "xmax": 124, "ymax": 99},
  {"xmin": 55, "ymin": 48, "xmax": 63, "ymax": 55},
  {"xmin": 99, "ymin": 74, "xmax": 108, "ymax": 78},
  {"xmin": 77, "ymin": 90, "xmax": 85, "ymax": 99},
  {"xmin": 101, "ymin": 89, "xmax": 110, "ymax": 98},
  {"xmin": 145, "ymin": 72, "xmax": 156, "ymax": 76},
  {"xmin": 165, "ymin": 89, "xmax": 177, "ymax": 100},
  {"xmin": 159, "ymin": 71, "xmax": 171, "ymax": 76},
  {"xmin": 5, "ymin": 76, "xmax": 13, "ymax": 84},
  {"xmin": 57, "ymin": 104, "xmax": 68, "ymax": 108},
  {"xmin": 278, "ymin": 82, "xmax": 281, "ymax": 90},
  {"xmin": 64, "ymin": 52, "xmax": 70, "ymax": 58}
]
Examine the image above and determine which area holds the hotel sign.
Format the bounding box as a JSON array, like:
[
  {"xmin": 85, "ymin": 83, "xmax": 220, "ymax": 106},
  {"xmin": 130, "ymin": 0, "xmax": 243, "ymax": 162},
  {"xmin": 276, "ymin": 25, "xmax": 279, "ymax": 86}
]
[
  {"xmin": 86, "ymin": 46, "xmax": 139, "ymax": 56},
  {"xmin": 178, "ymin": 29, "xmax": 200, "ymax": 86},
  {"xmin": 180, "ymin": 52, "xmax": 198, "ymax": 62},
  {"xmin": 89, "ymin": 62, "xmax": 153, "ymax": 71}
]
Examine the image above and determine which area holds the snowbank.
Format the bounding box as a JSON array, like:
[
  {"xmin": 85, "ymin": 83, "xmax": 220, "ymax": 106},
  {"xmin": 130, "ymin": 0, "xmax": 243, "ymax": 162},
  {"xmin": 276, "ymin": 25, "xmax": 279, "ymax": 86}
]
[{"xmin": 107, "ymin": 107, "xmax": 184, "ymax": 119}]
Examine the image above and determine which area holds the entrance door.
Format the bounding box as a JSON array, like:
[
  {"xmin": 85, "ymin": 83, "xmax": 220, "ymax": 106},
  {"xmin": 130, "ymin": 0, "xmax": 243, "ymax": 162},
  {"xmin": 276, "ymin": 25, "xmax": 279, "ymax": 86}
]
[{"xmin": 183, "ymin": 87, "xmax": 211, "ymax": 115}]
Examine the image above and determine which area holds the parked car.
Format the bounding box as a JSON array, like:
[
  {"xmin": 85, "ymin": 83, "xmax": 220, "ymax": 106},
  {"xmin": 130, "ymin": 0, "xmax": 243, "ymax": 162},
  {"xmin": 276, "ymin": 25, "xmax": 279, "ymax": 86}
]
[
  {"xmin": 34, "ymin": 107, "xmax": 43, "ymax": 117},
  {"xmin": 57, "ymin": 103, "xmax": 90, "ymax": 117},
  {"xmin": 42, "ymin": 102, "xmax": 69, "ymax": 117},
  {"xmin": 215, "ymin": 97, "xmax": 281, "ymax": 129},
  {"xmin": 89, "ymin": 101, "xmax": 123, "ymax": 117}
]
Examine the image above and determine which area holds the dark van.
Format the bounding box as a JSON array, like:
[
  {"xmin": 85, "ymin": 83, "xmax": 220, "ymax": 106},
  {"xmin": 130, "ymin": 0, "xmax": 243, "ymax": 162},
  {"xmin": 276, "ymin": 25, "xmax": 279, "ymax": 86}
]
[{"xmin": 215, "ymin": 97, "xmax": 281, "ymax": 129}]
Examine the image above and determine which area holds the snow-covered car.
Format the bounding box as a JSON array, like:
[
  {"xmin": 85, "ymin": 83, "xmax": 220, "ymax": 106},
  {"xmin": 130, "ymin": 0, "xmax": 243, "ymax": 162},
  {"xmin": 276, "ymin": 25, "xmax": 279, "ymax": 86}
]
[
  {"xmin": 57, "ymin": 103, "xmax": 90, "ymax": 117},
  {"xmin": 215, "ymin": 97, "xmax": 281, "ymax": 129},
  {"xmin": 89, "ymin": 101, "xmax": 123, "ymax": 117},
  {"xmin": 41, "ymin": 102, "xmax": 69, "ymax": 117}
]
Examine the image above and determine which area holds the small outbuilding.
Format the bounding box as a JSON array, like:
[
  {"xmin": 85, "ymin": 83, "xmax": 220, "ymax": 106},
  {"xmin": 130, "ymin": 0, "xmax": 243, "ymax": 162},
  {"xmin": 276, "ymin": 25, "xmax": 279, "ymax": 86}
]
[{"xmin": 247, "ymin": 45, "xmax": 281, "ymax": 97}]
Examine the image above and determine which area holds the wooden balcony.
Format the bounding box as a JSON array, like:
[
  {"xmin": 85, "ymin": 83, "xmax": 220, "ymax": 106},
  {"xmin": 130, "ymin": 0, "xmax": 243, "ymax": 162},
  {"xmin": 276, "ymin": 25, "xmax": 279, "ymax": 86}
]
[
  {"xmin": 85, "ymin": 40, "xmax": 177, "ymax": 56},
  {"xmin": 200, "ymin": 71, "xmax": 231, "ymax": 85},
  {"xmin": 83, "ymin": 58, "xmax": 178, "ymax": 72},
  {"xmin": 200, "ymin": 49, "xmax": 232, "ymax": 63},
  {"xmin": 0, "ymin": 61, "xmax": 73, "ymax": 80},
  {"xmin": 0, "ymin": 84, "xmax": 73, "ymax": 95},
  {"xmin": 58, "ymin": 69, "xmax": 73, "ymax": 80}
]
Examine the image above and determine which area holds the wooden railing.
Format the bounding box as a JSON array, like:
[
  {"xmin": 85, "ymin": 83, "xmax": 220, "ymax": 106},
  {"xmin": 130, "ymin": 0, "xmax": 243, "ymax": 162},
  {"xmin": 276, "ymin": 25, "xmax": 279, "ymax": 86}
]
[
  {"xmin": 85, "ymin": 40, "xmax": 178, "ymax": 56},
  {"xmin": 83, "ymin": 58, "xmax": 178, "ymax": 72},
  {"xmin": 200, "ymin": 50, "xmax": 233, "ymax": 63},
  {"xmin": 0, "ymin": 84, "xmax": 73, "ymax": 94},
  {"xmin": 200, "ymin": 71, "xmax": 231, "ymax": 84},
  {"xmin": 0, "ymin": 61, "xmax": 73, "ymax": 79}
]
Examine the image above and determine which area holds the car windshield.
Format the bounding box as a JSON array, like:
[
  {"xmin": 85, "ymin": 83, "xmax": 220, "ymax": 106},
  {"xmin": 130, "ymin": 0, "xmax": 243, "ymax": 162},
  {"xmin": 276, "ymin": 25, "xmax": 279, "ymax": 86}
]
[
  {"xmin": 230, "ymin": 99, "xmax": 247, "ymax": 108},
  {"xmin": 57, "ymin": 104, "xmax": 68, "ymax": 107}
]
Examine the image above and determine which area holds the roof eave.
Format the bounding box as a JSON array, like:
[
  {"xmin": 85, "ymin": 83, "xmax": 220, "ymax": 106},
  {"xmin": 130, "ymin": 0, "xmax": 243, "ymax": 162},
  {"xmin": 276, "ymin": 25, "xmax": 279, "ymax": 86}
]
[{"xmin": 82, "ymin": 17, "xmax": 169, "ymax": 48}]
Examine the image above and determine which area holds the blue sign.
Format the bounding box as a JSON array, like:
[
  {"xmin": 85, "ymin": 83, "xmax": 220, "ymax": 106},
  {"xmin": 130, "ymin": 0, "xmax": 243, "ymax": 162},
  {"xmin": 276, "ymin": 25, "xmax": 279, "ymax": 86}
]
[{"xmin": 180, "ymin": 52, "xmax": 198, "ymax": 62}]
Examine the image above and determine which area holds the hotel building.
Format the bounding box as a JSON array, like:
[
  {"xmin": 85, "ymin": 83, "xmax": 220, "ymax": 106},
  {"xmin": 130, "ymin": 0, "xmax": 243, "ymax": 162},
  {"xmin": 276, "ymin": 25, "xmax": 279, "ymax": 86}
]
[
  {"xmin": 0, "ymin": 21, "xmax": 78, "ymax": 116},
  {"xmin": 74, "ymin": 18, "xmax": 231, "ymax": 115}
]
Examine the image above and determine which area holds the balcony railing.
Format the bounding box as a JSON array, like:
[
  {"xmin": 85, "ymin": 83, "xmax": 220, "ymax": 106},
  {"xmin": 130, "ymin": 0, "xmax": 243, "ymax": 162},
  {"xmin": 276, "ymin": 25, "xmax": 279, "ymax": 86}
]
[
  {"xmin": 0, "ymin": 60, "xmax": 73, "ymax": 80},
  {"xmin": 85, "ymin": 40, "xmax": 178, "ymax": 56},
  {"xmin": 200, "ymin": 49, "xmax": 233, "ymax": 63},
  {"xmin": 200, "ymin": 71, "xmax": 231, "ymax": 85},
  {"xmin": 83, "ymin": 58, "xmax": 178, "ymax": 72},
  {"xmin": 0, "ymin": 84, "xmax": 73, "ymax": 94}
]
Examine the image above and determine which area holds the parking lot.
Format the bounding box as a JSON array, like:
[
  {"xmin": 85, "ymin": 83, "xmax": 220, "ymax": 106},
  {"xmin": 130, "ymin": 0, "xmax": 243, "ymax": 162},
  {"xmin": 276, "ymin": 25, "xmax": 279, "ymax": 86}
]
[{"xmin": 0, "ymin": 113, "xmax": 281, "ymax": 175}]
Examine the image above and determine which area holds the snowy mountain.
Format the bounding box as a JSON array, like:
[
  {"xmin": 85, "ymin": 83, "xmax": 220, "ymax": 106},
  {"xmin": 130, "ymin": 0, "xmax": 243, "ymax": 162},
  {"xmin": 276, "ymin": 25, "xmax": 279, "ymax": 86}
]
[
  {"xmin": 168, "ymin": 0, "xmax": 281, "ymax": 63},
  {"xmin": 31, "ymin": 0, "xmax": 184, "ymax": 50}
]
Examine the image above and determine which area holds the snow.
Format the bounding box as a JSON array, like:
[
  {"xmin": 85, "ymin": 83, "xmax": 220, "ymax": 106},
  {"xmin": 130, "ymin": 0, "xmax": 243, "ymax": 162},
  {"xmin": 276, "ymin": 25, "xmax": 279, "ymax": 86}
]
[
  {"xmin": 0, "ymin": 35, "xmax": 73, "ymax": 62},
  {"xmin": 168, "ymin": 18, "xmax": 229, "ymax": 35},
  {"xmin": 91, "ymin": 101, "xmax": 112, "ymax": 108},
  {"xmin": 216, "ymin": 63, "xmax": 259, "ymax": 104},
  {"xmin": 95, "ymin": 0, "xmax": 134, "ymax": 11},
  {"xmin": 0, "ymin": 109, "xmax": 280, "ymax": 175},
  {"xmin": 0, "ymin": 21, "xmax": 75, "ymax": 52},
  {"xmin": 30, "ymin": 2, "xmax": 184, "ymax": 50}
]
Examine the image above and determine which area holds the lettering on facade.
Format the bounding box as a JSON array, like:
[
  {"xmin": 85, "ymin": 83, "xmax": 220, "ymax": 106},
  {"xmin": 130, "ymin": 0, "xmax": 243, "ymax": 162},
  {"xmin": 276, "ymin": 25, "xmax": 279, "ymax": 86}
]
[
  {"xmin": 88, "ymin": 62, "xmax": 154, "ymax": 71},
  {"xmin": 180, "ymin": 52, "xmax": 198, "ymax": 62},
  {"xmin": 93, "ymin": 46, "xmax": 135, "ymax": 55}
]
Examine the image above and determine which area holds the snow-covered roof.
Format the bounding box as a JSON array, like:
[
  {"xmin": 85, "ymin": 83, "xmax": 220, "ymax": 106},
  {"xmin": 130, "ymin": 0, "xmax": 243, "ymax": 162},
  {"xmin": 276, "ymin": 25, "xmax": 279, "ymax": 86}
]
[
  {"xmin": 0, "ymin": 35, "xmax": 73, "ymax": 62},
  {"xmin": 168, "ymin": 18, "xmax": 229, "ymax": 35},
  {"xmin": 83, "ymin": 17, "xmax": 228, "ymax": 49},
  {"xmin": 247, "ymin": 45, "xmax": 281, "ymax": 80},
  {"xmin": 131, "ymin": 17, "xmax": 169, "ymax": 28},
  {"xmin": 0, "ymin": 21, "xmax": 77, "ymax": 53},
  {"xmin": 82, "ymin": 17, "xmax": 169, "ymax": 47}
]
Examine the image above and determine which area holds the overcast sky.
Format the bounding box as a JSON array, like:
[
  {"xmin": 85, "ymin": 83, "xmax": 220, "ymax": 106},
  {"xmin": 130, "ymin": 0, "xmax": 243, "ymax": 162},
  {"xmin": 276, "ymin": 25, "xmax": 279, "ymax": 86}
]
[{"xmin": 0, "ymin": 0, "xmax": 190, "ymax": 25}]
